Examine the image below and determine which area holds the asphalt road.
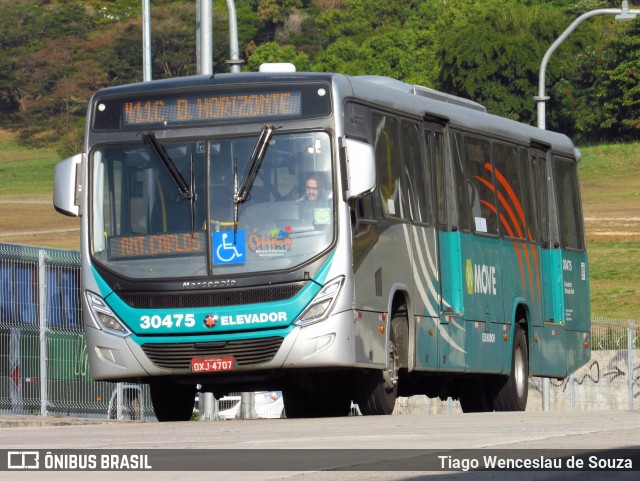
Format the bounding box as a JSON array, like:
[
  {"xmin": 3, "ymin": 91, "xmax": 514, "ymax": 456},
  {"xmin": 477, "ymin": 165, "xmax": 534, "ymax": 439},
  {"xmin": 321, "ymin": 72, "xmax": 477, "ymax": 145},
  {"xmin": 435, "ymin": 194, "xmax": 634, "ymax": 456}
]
[{"xmin": 1, "ymin": 410, "xmax": 639, "ymax": 481}]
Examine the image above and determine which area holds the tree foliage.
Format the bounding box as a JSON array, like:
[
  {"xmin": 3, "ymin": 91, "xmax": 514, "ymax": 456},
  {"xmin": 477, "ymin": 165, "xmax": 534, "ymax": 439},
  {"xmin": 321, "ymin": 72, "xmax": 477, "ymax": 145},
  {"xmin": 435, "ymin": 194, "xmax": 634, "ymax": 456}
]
[
  {"xmin": 557, "ymin": 20, "xmax": 640, "ymax": 142},
  {"xmin": 1, "ymin": 0, "xmax": 640, "ymax": 157}
]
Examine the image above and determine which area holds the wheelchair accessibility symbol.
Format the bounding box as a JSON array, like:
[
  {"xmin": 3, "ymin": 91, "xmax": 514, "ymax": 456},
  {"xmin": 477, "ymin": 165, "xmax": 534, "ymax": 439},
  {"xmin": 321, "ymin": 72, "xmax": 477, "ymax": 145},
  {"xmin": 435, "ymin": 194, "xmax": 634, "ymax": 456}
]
[{"xmin": 213, "ymin": 231, "xmax": 246, "ymax": 265}]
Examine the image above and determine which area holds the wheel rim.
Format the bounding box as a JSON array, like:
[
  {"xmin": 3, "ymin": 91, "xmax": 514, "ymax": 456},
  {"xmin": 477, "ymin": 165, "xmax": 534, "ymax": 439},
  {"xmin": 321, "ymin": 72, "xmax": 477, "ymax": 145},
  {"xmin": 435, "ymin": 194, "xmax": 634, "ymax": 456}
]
[
  {"xmin": 382, "ymin": 339, "xmax": 399, "ymax": 392},
  {"xmin": 514, "ymin": 344, "xmax": 526, "ymax": 398}
]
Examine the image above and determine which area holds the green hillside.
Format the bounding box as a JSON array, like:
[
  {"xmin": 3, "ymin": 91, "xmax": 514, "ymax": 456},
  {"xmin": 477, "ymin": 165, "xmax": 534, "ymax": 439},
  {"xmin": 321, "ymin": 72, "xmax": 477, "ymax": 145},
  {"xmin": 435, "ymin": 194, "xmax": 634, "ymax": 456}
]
[{"xmin": 2, "ymin": 0, "xmax": 640, "ymax": 157}]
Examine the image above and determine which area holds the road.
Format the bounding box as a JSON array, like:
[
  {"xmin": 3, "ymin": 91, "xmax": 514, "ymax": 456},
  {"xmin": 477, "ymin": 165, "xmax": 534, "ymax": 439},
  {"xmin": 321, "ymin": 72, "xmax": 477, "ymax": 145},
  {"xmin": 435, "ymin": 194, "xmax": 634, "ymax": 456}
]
[{"xmin": 1, "ymin": 410, "xmax": 640, "ymax": 480}]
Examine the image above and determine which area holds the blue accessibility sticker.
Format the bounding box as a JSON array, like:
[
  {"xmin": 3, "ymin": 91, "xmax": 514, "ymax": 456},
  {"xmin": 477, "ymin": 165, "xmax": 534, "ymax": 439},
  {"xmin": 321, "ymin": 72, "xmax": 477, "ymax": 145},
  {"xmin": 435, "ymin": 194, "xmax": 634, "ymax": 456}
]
[{"xmin": 213, "ymin": 231, "xmax": 246, "ymax": 265}]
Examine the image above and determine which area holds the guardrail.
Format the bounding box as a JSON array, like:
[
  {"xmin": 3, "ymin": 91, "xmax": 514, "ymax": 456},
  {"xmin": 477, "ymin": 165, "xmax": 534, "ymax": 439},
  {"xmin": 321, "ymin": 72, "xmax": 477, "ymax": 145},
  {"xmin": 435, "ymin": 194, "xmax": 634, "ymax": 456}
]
[{"xmin": 1, "ymin": 243, "xmax": 638, "ymax": 420}]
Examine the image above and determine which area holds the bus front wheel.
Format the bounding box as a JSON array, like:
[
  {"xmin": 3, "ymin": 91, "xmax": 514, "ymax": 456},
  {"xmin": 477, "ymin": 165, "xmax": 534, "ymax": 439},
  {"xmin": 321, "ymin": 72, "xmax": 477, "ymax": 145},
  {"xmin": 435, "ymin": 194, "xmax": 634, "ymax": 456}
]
[{"xmin": 354, "ymin": 316, "xmax": 401, "ymax": 415}]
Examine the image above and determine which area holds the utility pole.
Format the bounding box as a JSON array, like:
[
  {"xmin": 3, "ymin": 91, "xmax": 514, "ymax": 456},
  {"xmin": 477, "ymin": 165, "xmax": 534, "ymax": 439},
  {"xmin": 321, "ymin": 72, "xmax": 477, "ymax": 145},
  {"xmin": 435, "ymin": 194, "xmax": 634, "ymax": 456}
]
[{"xmin": 142, "ymin": 0, "xmax": 152, "ymax": 81}]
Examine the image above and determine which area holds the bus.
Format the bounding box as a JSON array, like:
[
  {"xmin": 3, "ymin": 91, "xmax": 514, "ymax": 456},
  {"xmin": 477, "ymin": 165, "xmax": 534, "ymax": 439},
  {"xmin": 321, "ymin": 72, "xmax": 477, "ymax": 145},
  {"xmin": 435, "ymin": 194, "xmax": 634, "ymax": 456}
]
[{"xmin": 53, "ymin": 65, "xmax": 590, "ymax": 420}]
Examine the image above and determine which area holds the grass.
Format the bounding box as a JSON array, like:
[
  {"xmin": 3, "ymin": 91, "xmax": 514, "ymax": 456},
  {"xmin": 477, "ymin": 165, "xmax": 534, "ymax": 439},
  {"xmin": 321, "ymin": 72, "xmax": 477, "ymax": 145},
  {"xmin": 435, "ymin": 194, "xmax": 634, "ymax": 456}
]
[
  {"xmin": 0, "ymin": 130, "xmax": 79, "ymax": 249},
  {"xmin": 0, "ymin": 130, "xmax": 638, "ymax": 319},
  {"xmin": 579, "ymin": 143, "xmax": 640, "ymax": 218},
  {"xmin": 0, "ymin": 130, "xmax": 60, "ymax": 200},
  {"xmin": 587, "ymin": 239, "xmax": 640, "ymax": 319},
  {"xmin": 579, "ymin": 143, "xmax": 640, "ymax": 320}
]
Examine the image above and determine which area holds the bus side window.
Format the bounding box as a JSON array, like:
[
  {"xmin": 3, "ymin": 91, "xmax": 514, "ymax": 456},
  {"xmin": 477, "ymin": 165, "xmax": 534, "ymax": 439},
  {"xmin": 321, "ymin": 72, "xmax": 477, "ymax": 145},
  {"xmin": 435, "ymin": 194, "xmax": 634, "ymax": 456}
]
[
  {"xmin": 430, "ymin": 129, "xmax": 448, "ymax": 228},
  {"xmin": 451, "ymin": 132, "xmax": 470, "ymax": 232},
  {"xmin": 463, "ymin": 135, "xmax": 498, "ymax": 235},
  {"xmin": 402, "ymin": 121, "xmax": 432, "ymax": 224},
  {"xmin": 372, "ymin": 112, "xmax": 404, "ymax": 218},
  {"xmin": 350, "ymin": 191, "xmax": 378, "ymax": 268},
  {"xmin": 492, "ymin": 142, "xmax": 527, "ymax": 240},
  {"xmin": 519, "ymin": 148, "xmax": 538, "ymax": 242},
  {"xmin": 553, "ymin": 157, "xmax": 584, "ymax": 251},
  {"xmin": 531, "ymin": 151, "xmax": 549, "ymax": 246},
  {"xmin": 350, "ymin": 192, "xmax": 376, "ymax": 229}
]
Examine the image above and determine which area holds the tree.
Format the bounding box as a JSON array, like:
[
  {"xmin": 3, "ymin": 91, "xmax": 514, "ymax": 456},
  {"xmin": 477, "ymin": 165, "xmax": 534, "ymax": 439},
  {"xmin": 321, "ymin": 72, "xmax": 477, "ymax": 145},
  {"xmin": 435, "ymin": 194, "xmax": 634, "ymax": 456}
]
[
  {"xmin": 2, "ymin": 0, "xmax": 639, "ymax": 154},
  {"xmin": 245, "ymin": 41, "xmax": 310, "ymax": 71},
  {"xmin": 4, "ymin": 0, "xmax": 96, "ymax": 154},
  {"xmin": 561, "ymin": 21, "xmax": 640, "ymax": 142},
  {"xmin": 437, "ymin": 2, "xmax": 599, "ymax": 125},
  {"xmin": 0, "ymin": 0, "xmax": 47, "ymax": 118}
]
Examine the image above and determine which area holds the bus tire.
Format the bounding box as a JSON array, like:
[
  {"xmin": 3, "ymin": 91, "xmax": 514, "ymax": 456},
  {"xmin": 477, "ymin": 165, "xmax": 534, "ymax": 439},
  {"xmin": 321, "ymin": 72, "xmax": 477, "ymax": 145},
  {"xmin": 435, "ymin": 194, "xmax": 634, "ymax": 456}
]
[
  {"xmin": 354, "ymin": 315, "xmax": 401, "ymax": 415},
  {"xmin": 282, "ymin": 384, "xmax": 314, "ymax": 418},
  {"xmin": 459, "ymin": 377, "xmax": 493, "ymax": 413},
  {"xmin": 149, "ymin": 380, "xmax": 195, "ymax": 422},
  {"xmin": 493, "ymin": 322, "xmax": 528, "ymax": 411}
]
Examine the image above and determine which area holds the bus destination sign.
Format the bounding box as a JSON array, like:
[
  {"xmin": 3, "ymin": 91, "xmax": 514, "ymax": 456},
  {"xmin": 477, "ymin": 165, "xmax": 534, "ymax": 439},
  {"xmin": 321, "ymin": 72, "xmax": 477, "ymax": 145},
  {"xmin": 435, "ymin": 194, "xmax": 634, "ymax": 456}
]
[
  {"xmin": 108, "ymin": 232, "xmax": 206, "ymax": 260},
  {"xmin": 121, "ymin": 91, "xmax": 302, "ymax": 127},
  {"xmin": 92, "ymin": 82, "xmax": 332, "ymax": 130}
]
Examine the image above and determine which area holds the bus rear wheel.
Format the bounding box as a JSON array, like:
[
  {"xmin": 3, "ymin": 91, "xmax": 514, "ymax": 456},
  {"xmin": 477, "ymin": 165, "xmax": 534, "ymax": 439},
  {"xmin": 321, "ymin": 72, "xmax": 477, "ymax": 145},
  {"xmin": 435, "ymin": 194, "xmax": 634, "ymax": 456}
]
[
  {"xmin": 354, "ymin": 315, "xmax": 401, "ymax": 415},
  {"xmin": 149, "ymin": 380, "xmax": 196, "ymax": 422},
  {"xmin": 493, "ymin": 322, "xmax": 528, "ymax": 411}
]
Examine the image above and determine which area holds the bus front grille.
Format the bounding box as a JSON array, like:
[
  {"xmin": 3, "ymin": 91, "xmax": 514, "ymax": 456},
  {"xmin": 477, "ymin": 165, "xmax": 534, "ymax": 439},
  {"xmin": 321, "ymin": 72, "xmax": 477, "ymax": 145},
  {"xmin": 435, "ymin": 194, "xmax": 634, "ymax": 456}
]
[
  {"xmin": 141, "ymin": 336, "xmax": 284, "ymax": 370},
  {"xmin": 117, "ymin": 283, "xmax": 304, "ymax": 309}
]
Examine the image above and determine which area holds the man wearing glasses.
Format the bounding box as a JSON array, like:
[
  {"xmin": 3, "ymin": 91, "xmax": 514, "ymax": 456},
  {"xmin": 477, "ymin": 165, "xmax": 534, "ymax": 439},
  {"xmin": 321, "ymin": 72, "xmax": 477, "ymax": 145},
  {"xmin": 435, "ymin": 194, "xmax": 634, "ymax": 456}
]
[{"xmin": 304, "ymin": 177, "xmax": 321, "ymax": 202}]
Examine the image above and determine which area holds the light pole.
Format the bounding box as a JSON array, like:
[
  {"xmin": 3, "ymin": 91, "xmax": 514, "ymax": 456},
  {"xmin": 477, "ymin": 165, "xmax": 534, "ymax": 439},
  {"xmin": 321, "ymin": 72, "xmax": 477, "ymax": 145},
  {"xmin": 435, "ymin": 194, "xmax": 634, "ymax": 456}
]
[
  {"xmin": 535, "ymin": 2, "xmax": 637, "ymax": 412},
  {"xmin": 535, "ymin": 1, "xmax": 638, "ymax": 130}
]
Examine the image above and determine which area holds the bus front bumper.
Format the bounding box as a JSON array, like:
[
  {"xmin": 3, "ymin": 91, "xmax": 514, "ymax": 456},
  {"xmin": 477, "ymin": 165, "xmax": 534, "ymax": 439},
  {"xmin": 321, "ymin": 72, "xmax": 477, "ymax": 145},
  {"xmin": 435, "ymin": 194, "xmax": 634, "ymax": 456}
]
[{"xmin": 84, "ymin": 309, "xmax": 359, "ymax": 382}]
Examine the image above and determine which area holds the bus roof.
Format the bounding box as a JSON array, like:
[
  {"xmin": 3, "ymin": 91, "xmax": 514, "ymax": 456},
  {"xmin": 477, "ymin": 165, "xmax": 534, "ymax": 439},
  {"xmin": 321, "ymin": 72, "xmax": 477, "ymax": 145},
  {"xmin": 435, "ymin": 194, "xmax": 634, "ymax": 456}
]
[
  {"xmin": 91, "ymin": 71, "xmax": 576, "ymax": 157},
  {"xmin": 344, "ymin": 75, "xmax": 576, "ymax": 157}
]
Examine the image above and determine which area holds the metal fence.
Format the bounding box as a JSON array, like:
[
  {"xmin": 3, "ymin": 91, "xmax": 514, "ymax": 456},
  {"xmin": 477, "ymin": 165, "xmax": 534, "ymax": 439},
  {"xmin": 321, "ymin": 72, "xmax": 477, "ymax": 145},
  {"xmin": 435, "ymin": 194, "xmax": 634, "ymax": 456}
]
[
  {"xmin": 0, "ymin": 243, "xmax": 153, "ymax": 420},
  {"xmin": 1, "ymin": 242, "xmax": 638, "ymax": 421}
]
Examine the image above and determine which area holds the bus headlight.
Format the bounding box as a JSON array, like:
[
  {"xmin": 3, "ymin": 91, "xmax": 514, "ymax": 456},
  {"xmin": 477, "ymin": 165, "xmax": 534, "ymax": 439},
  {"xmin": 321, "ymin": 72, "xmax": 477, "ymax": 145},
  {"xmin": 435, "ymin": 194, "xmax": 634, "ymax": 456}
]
[
  {"xmin": 85, "ymin": 291, "xmax": 130, "ymax": 336},
  {"xmin": 295, "ymin": 276, "xmax": 345, "ymax": 327}
]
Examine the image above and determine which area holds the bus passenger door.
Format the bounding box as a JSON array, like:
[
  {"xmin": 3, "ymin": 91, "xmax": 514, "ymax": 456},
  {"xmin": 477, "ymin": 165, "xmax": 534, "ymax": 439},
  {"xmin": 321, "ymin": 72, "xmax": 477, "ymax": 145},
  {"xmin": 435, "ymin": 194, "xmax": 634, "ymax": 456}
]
[
  {"xmin": 403, "ymin": 121, "xmax": 439, "ymax": 371},
  {"xmin": 530, "ymin": 147, "xmax": 566, "ymax": 377},
  {"xmin": 431, "ymin": 124, "xmax": 465, "ymax": 372},
  {"xmin": 454, "ymin": 133, "xmax": 504, "ymax": 373}
]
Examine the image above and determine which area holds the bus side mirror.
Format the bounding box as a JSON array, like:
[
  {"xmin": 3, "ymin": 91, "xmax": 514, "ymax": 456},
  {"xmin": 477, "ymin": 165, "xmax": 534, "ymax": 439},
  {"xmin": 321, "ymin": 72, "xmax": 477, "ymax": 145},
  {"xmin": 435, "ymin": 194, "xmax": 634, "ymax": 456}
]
[
  {"xmin": 344, "ymin": 139, "xmax": 376, "ymax": 200},
  {"xmin": 53, "ymin": 153, "xmax": 84, "ymax": 217}
]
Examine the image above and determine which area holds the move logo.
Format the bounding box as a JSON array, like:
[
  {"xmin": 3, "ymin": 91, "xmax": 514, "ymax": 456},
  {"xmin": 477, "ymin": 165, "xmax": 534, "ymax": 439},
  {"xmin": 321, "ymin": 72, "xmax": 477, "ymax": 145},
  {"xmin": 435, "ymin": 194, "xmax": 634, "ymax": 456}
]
[{"xmin": 465, "ymin": 259, "xmax": 497, "ymax": 296}]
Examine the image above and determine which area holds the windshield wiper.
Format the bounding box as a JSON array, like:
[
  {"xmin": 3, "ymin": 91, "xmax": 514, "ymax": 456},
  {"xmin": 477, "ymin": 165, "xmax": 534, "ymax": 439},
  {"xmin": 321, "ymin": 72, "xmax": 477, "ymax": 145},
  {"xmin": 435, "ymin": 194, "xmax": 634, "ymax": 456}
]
[
  {"xmin": 140, "ymin": 131, "xmax": 194, "ymax": 200},
  {"xmin": 232, "ymin": 124, "xmax": 277, "ymax": 240},
  {"xmin": 140, "ymin": 131, "xmax": 197, "ymax": 233},
  {"xmin": 234, "ymin": 124, "xmax": 277, "ymax": 205}
]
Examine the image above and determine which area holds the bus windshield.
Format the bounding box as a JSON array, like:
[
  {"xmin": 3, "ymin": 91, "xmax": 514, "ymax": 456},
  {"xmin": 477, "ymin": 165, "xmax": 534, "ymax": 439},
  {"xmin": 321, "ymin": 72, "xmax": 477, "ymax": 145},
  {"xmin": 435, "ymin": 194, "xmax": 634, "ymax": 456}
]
[{"xmin": 90, "ymin": 131, "xmax": 334, "ymax": 279}]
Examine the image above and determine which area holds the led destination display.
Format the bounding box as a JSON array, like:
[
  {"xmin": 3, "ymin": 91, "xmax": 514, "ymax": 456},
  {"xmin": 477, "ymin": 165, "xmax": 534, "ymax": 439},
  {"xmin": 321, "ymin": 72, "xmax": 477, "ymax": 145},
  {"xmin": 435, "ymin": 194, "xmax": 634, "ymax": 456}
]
[
  {"xmin": 122, "ymin": 91, "xmax": 302, "ymax": 127},
  {"xmin": 92, "ymin": 82, "xmax": 331, "ymax": 130}
]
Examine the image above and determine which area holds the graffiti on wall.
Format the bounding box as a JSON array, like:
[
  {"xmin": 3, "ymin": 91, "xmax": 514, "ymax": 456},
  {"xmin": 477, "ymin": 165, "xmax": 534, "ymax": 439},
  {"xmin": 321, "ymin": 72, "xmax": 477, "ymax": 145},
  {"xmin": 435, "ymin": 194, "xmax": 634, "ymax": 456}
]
[{"xmin": 530, "ymin": 350, "xmax": 640, "ymax": 401}]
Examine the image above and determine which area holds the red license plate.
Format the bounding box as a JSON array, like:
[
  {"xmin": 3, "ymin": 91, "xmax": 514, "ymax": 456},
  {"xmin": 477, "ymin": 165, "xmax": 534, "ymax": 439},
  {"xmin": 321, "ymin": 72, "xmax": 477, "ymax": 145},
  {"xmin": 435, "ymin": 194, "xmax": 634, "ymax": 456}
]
[{"xmin": 191, "ymin": 356, "xmax": 235, "ymax": 373}]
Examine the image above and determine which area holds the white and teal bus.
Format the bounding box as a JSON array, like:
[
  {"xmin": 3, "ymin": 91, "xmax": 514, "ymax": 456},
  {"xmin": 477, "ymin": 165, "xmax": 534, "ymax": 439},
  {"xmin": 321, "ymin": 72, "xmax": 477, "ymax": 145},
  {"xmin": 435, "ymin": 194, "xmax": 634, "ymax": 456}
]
[{"xmin": 54, "ymin": 65, "xmax": 590, "ymax": 420}]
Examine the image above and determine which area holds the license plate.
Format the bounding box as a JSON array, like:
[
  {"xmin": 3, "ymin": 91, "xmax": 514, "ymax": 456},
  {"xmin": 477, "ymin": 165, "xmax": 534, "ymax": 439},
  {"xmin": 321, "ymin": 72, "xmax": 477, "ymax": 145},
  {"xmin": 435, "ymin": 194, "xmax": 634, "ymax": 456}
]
[{"xmin": 191, "ymin": 356, "xmax": 235, "ymax": 373}]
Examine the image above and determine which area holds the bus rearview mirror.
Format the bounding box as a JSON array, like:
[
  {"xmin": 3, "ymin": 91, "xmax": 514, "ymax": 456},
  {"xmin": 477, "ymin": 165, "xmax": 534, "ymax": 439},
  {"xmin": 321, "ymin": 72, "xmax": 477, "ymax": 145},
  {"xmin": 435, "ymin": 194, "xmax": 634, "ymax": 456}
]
[
  {"xmin": 344, "ymin": 138, "xmax": 376, "ymax": 200},
  {"xmin": 53, "ymin": 153, "xmax": 84, "ymax": 217}
]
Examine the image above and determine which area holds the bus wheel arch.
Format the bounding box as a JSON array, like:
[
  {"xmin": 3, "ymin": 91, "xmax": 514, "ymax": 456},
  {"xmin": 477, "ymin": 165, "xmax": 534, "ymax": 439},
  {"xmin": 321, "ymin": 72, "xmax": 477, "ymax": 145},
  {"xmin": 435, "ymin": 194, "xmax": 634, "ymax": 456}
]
[{"xmin": 354, "ymin": 291, "xmax": 409, "ymax": 415}]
